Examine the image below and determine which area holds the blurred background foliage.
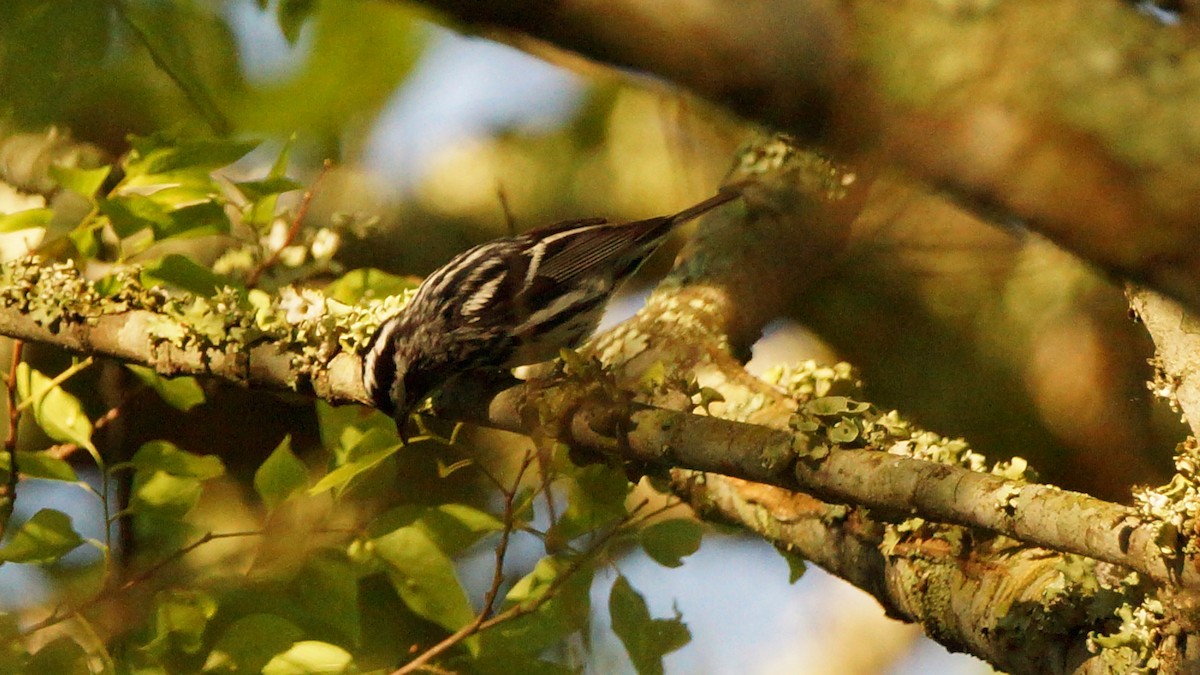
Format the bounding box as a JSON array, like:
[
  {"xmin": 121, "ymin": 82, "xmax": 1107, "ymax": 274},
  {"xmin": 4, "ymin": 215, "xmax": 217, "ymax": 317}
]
[{"xmin": 0, "ymin": 0, "xmax": 1189, "ymax": 673}]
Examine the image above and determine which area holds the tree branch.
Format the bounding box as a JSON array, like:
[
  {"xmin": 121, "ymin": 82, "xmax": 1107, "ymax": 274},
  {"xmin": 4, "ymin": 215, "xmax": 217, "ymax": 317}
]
[{"xmin": 413, "ymin": 0, "xmax": 1200, "ymax": 316}]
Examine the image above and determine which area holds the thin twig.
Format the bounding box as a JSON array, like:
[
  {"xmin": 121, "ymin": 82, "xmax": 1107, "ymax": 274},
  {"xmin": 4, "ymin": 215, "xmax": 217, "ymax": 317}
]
[
  {"xmin": 472, "ymin": 499, "xmax": 649, "ymax": 634},
  {"xmin": 22, "ymin": 529, "xmax": 264, "ymax": 635},
  {"xmin": 1, "ymin": 341, "xmax": 24, "ymax": 537},
  {"xmin": 246, "ymin": 159, "xmax": 333, "ymax": 288},
  {"xmin": 14, "ymin": 356, "xmax": 95, "ymax": 414},
  {"xmin": 394, "ymin": 452, "xmax": 535, "ymax": 675},
  {"xmin": 495, "ymin": 182, "xmax": 518, "ymax": 236},
  {"xmin": 397, "ymin": 499, "xmax": 650, "ymax": 675}
]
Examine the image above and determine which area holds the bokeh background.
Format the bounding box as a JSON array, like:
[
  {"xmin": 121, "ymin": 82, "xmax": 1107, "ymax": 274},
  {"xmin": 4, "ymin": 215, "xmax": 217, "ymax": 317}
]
[{"xmin": 2, "ymin": 1, "xmax": 1188, "ymax": 671}]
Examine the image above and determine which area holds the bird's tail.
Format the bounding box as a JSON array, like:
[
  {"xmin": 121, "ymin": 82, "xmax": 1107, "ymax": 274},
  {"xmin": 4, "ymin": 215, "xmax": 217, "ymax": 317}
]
[{"xmin": 665, "ymin": 183, "xmax": 744, "ymax": 226}]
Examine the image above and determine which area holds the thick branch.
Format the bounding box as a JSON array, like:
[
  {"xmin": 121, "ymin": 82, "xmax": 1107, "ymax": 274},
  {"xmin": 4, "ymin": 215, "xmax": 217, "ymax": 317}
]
[
  {"xmin": 432, "ymin": 376, "xmax": 1187, "ymax": 590},
  {"xmin": 415, "ymin": 0, "xmax": 1200, "ymax": 315}
]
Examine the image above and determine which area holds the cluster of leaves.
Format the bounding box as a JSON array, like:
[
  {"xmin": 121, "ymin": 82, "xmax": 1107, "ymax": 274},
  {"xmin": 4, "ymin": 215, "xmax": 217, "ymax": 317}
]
[{"xmin": 0, "ymin": 125, "xmax": 710, "ymax": 674}]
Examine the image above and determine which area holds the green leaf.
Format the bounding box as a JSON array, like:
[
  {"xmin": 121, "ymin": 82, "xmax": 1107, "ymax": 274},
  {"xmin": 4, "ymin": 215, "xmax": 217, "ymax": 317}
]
[
  {"xmin": 421, "ymin": 504, "xmax": 503, "ymax": 556},
  {"xmin": 777, "ymin": 546, "xmax": 808, "ymax": 584},
  {"xmin": 609, "ymin": 576, "xmax": 691, "ymax": 675},
  {"xmin": 0, "ymin": 509, "xmax": 85, "ymax": 564},
  {"xmin": 16, "ymin": 363, "xmax": 94, "ymax": 455},
  {"xmin": 316, "ymin": 401, "xmax": 367, "ymax": 453},
  {"xmin": 293, "ymin": 553, "xmax": 360, "ymax": 644},
  {"xmin": 277, "ymin": 0, "xmax": 319, "ymax": 44},
  {"xmin": 99, "ymin": 194, "xmax": 171, "ymax": 238},
  {"xmin": 15, "ymin": 451, "xmax": 78, "ymax": 482},
  {"xmin": 0, "ymin": 614, "xmax": 28, "ymax": 673},
  {"xmin": 125, "ymin": 134, "xmax": 257, "ymax": 180},
  {"xmin": 261, "ymin": 641, "xmax": 354, "ymax": 675},
  {"xmin": 126, "ymin": 364, "xmax": 206, "ymax": 412},
  {"xmin": 370, "ymin": 511, "xmax": 475, "ymax": 635},
  {"xmin": 0, "ymin": 208, "xmax": 54, "ymax": 233},
  {"xmin": 131, "ymin": 471, "xmax": 202, "ymax": 518},
  {"xmin": 236, "ymin": 0, "xmax": 426, "ymax": 135},
  {"xmin": 68, "ymin": 220, "xmax": 102, "ymax": 257},
  {"xmin": 324, "ymin": 268, "xmax": 417, "ymax": 304},
  {"xmin": 203, "ymin": 614, "xmax": 304, "ymax": 673},
  {"xmin": 131, "ymin": 440, "xmax": 225, "ymax": 479},
  {"xmin": 640, "ymin": 519, "xmax": 703, "ymax": 569},
  {"xmin": 235, "ymin": 176, "xmax": 304, "ymax": 203},
  {"xmin": 552, "ymin": 464, "xmax": 631, "ymax": 541},
  {"xmin": 485, "ymin": 556, "xmax": 593, "ymax": 655},
  {"xmin": 243, "ymin": 135, "xmax": 297, "ymax": 229},
  {"xmin": 49, "ymin": 165, "xmax": 111, "ymax": 200},
  {"xmin": 308, "ymin": 431, "xmax": 401, "ymax": 497},
  {"xmin": 26, "ymin": 636, "xmax": 89, "ymax": 675},
  {"xmin": 152, "ymin": 199, "xmax": 231, "ymax": 239},
  {"xmin": 255, "ymin": 436, "xmax": 309, "ymax": 510},
  {"xmin": 112, "ymin": 2, "xmax": 234, "ymax": 135},
  {"xmin": 147, "ymin": 589, "xmax": 218, "ymax": 655},
  {"xmin": 140, "ymin": 254, "xmax": 232, "ymax": 297}
]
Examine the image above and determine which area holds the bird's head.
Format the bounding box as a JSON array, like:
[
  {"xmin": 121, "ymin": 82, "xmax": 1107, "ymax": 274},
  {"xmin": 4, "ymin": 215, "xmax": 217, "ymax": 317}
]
[{"xmin": 363, "ymin": 315, "xmax": 447, "ymax": 441}]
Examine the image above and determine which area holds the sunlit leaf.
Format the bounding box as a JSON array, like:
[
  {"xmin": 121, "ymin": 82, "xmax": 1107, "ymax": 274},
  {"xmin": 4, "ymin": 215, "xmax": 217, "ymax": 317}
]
[
  {"xmin": 370, "ymin": 510, "xmax": 475, "ymax": 636},
  {"xmin": 261, "ymin": 641, "xmax": 354, "ymax": 675},
  {"xmin": 236, "ymin": 176, "xmax": 304, "ymax": 203},
  {"xmin": 16, "ymin": 363, "xmax": 95, "ymax": 455},
  {"xmin": 131, "ymin": 471, "xmax": 202, "ymax": 518},
  {"xmin": 255, "ymin": 436, "xmax": 309, "ymax": 510},
  {"xmin": 99, "ymin": 194, "xmax": 171, "ymax": 238},
  {"xmin": 146, "ymin": 589, "xmax": 218, "ymax": 656},
  {"xmin": 131, "ymin": 440, "xmax": 225, "ymax": 480},
  {"xmin": 0, "ymin": 509, "xmax": 84, "ymax": 564},
  {"xmin": 126, "ymin": 134, "xmax": 257, "ymax": 180},
  {"xmin": 640, "ymin": 519, "xmax": 703, "ymax": 569},
  {"xmin": 0, "ymin": 208, "xmax": 53, "ymax": 233},
  {"xmin": 140, "ymin": 253, "xmax": 232, "ymax": 297},
  {"xmin": 126, "ymin": 364, "xmax": 206, "ymax": 412},
  {"xmin": 309, "ymin": 427, "xmax": 400, "ymax": 496},
  {"xmin": 609, "ymin": 575, "xmax": 690, "ymax": 675},
  {"xmin": 242, "ymin": 136, "xmax": 297, "ymax": 229},
  {"xmin": 419, "ymin": 503, "xmax": 503, "ymax": 557},
  {"xmin": 323, "ymin": 268, "xmax": 416, "ymax": 304},
  {"xmin": 49, "ymin": 165, "xmax": 111, "ymax": 200},
  {"xmin": 15, "ymin": 451, "xmax": 78, "ymax": 482},
  {"xmin": 152, "ymin": 199, "xmax": 231, "ymax": 239}
]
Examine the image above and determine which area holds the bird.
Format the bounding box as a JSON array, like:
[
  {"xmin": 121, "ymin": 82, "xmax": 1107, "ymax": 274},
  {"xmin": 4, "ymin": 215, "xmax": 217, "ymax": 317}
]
[{"xmin": 362, "ymin": 186, "xmax": 742, "ymax": 436}]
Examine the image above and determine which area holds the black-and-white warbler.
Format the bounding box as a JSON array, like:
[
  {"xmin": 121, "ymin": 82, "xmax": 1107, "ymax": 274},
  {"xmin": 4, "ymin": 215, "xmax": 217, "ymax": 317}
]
[{"xmin": 363, "ymin": 186, "xmax": 742, "ymax": 431}]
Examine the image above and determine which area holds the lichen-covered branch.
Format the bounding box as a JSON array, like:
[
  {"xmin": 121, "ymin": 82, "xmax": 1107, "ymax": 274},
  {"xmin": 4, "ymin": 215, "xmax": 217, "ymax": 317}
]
[
  {"xmin": 1130, "ymin": 287, "xmax": 1200, "ymax": 439},
  {"xmin": 432, "ymin": 371, "xmax": 1191, "ymax": 592},
  {"xmin": 0, "ymin": 254, "xmax": 1187, "ymax": 593},
  {"xmin": 413, "ymin": 0, "xmax": 1200, "ymax": 316},
  {"xmin": 0, "ymin": 258, "xmax": 377, "ymax": 408}
]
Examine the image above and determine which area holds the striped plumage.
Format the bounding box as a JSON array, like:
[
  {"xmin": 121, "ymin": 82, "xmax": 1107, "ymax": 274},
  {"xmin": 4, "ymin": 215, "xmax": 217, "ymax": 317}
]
[{"xmin": 362, "ymin": 187, "xmax": 741, "ymax": 431}]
